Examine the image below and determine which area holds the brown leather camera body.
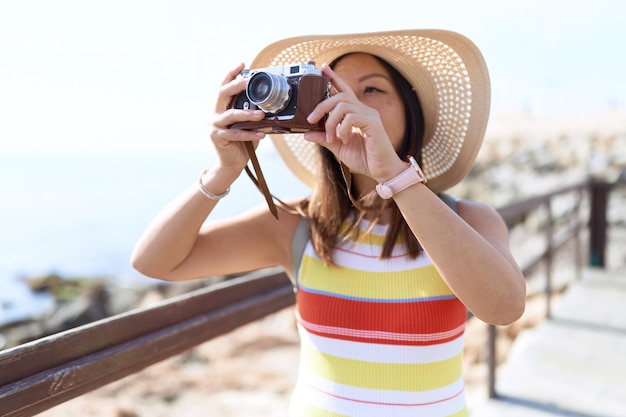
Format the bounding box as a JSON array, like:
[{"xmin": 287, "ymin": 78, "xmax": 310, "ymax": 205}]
[
  {"xmin": 228, "ymin": 71, "xmax": 330, "ymax": 219},
  {"xmin": 230, "ymin": 74, "xmax": 330, "ymax": 133}
]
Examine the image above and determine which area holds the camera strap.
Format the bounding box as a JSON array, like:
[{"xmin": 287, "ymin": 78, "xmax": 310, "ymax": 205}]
[{"xmin": 244, "ymin": 141, "xmax": 279, "ymax": 219}]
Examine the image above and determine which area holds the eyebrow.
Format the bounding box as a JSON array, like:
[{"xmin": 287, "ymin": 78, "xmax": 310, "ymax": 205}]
[{"xmin": 358, "ymin": 73, "xmax": 391, "ymax": 83}]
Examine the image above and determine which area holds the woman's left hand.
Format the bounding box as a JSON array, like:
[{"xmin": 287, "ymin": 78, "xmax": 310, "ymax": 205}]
[{"xmin": 304, "ymin": 64, "xmax": 403, "ymax": 182}]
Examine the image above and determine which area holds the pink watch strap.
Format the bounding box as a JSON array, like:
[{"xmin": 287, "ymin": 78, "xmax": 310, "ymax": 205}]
[{"xmin": 375, "ymin": 157, "xmax": 427, "ymax": 199}]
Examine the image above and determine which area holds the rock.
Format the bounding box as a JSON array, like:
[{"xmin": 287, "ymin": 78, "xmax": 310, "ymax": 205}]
[{"xmin": 1, "ymin": 275, "xmax": 153, "ymax": 348}]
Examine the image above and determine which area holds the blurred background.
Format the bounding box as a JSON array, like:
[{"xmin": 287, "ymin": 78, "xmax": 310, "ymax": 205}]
[
  {"xmin": 1, "ymin": 0, "xmax": 624, "ymax": 340},
  {"xmin": 2, "ymin": 1, "xmax": 626, "ymax": 415}
]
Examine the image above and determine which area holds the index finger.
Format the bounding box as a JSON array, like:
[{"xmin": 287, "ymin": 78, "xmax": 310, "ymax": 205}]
[
  {"xmin": 216, "ymin": 64, "xmax": 247, "ymax": 112},
  {"xmin": 321, "ymin": 63, "xmax": 356, "ymax": 98}
]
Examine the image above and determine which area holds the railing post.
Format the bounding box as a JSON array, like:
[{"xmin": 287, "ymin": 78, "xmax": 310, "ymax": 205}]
[
  {"xmin": 588, "ymin": 179, "xmax": 611, "ymax": 267},
  {"xmin": 487, "ymin": 324, "xmax": 498, "ymax": 399},
  {"xmin": 574, "ymin": 188, "xmax": 583, "ymax": 280},
  {"xmin": 545, "ymin": 201, "xmax": 554, "ymax": 319}
]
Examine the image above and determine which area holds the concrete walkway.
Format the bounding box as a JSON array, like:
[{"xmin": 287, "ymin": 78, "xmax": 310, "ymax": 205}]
[{"xmin": 471, "ymin": 267, "xmax": 626, "ymax": 417}]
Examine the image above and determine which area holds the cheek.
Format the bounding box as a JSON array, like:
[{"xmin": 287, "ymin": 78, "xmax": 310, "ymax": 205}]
[{"xmin": 378, "ymin": 103, "xmax": 406, "ymax": 148}]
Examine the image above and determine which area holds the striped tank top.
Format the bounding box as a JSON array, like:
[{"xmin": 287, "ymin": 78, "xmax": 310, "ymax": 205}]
[{"xmin": 289, "ymin": 218, "xmax": 469, "ymax": 417}]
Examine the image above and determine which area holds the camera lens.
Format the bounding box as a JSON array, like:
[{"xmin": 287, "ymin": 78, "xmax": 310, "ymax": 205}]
[{"xmin": 246, "ymin": 72, "xmax": 291, "ymax": 114}]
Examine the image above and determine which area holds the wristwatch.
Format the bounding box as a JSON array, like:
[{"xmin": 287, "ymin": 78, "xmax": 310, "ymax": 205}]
[{"xmin": 375, "ymin": 156, "xmax": 427, "ymax": 199}]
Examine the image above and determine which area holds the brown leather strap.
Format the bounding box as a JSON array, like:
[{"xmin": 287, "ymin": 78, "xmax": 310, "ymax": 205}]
[
  {"xmin": 244, "ymin": 141, "xmax": 279, "ymax": 219},
  {"xmin": 339, "ymin": 161, "xmax": 365, "ymax": 209}
]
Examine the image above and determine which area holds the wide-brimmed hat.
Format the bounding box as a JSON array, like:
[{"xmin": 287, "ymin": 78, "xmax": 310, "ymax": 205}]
[{"xmin": 249, "ymin": 29, "xmax": 491, "ymax": 193}]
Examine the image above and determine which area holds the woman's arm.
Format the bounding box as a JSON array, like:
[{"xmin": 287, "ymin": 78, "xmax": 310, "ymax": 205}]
[
  {"xmin": 131, "ymin": 176, "xmax": 300, "ymax": 281},
  {"xmin": 131, "ymin": 63, "xmax": 301, "ymax": 281},
  {"xmin": 393, "ymin": 185, "xmax": 526, "ymax": 325}
]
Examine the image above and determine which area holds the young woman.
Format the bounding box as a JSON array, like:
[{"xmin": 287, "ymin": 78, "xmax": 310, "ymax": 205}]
[{"xmin": 132, "ymin": 29, "xmax": 526, "ymax": 417}]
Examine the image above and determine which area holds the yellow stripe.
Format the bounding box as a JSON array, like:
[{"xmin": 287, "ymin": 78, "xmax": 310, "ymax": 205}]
[
  {"xmin": 448, "ymin": 407, "xmax": 470, "ymax": 417},
  {"xmin": 296, "ymin": 403, "xmax": 349, "ymax": 417},
  {"xmin": 300, "ymin": 255, "xmax": 454, "ymax": 300},
  {"xmin": 302, "ymin": 344, "xmax": 463, "ymax": 392}
]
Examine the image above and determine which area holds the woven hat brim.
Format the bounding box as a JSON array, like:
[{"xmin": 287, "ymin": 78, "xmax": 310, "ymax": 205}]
[{"xmin": 250, "ymin": 29, "xmax": 490, "ymax": 193}]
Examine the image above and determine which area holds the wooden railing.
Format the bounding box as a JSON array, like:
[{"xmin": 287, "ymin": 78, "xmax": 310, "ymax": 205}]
[
  {"xmin": 489, "ymin": 180, "xmax": 588, "ymax": 398},
  {"xmin": 484, "ymin": 176, "xmax": 624, "ymax": 398},
  {"xmin": 0, "ymin": 270, "xmax": 295, "ymax": 417},
  {"xmin": 0, "ymin": 176, "xmax": 623, "ymax": 416}
]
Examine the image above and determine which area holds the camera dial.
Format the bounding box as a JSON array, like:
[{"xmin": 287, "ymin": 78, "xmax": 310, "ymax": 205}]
[{"xmin": 246, "ymin": 72, "xmax": 291, "ymax": 114}]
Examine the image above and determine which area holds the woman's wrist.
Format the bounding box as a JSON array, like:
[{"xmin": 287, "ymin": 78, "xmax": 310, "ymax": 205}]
[
  {"xmin": 197, "ymin": 165, "xmax": 240, "ymax": 200},
  {"xmin": 373, "ymin": 158, "xmax": 411, "ymax": 184}
]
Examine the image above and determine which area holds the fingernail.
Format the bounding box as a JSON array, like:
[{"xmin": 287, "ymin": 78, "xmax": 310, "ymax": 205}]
[
  {"xmin": 253, "ymin": 110, "xmax": 265, "ymax": 117},
  {"xmin": 307, "ymin": 111, "xmax": 318, "ymax": 123}
]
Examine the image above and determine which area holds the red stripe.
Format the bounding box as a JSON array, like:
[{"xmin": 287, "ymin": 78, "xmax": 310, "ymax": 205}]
[
  {"xmin": 297, "ymin": 290, "xmax": 466, "ymax": 346},
  {"xmin": 307, "ymin": 382, "xmax": 465, "ymax": 407},
  {"xmin": 297, "ymin": 313, "xmax": 465, "ymax": 345}
]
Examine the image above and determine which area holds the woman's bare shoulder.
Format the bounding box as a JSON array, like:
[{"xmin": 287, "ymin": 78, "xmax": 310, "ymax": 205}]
[
  {"xmin": 456, "ymin": 197, "xmax": 508, "ymax": 237},
  {"xmin": 456, "ymin": 197, "xmax": 499, "ymax": 215}
]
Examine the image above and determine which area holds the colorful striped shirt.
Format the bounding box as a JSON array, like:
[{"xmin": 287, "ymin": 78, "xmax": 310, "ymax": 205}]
[{"xmin": 289, "ymin": 219, "xmax": 469, "ymax": 417}]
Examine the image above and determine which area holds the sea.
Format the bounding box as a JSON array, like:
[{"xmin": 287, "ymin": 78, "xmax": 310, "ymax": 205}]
[{"xmin": 0, "ymin": 149, "xmax": 309, "ymax": 326}]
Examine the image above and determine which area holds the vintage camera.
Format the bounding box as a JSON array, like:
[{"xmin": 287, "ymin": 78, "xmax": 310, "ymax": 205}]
[{"xmin": 229, "ymin": 61, "xmax": 330, "ymax": 133}]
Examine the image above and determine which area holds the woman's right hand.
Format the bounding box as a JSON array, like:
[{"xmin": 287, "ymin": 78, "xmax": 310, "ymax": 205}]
[
  {"xmin": 209, "ymin": 63, "xmax": 267, "ymax": 175},
  {"xmin": 132, "ymin": 64, "xmax": 300, "ymax": 282}
]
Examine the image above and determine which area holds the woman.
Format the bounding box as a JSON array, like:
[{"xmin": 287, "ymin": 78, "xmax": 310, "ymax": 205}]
[{"xmin": 132, "ymin": 29, "xmax": 526, "ymax": 417}]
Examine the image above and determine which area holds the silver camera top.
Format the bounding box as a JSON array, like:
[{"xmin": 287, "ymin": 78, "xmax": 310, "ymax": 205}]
[{"xmin": 241, "ymin": 61, "xmax": 321, "ymax": 79}]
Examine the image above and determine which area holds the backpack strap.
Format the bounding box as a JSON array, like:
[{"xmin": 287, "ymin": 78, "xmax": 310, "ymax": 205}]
[
  {"xmin": 290, "ymin": 216, "xmax": 311, "ymax": 288},
  {"xmin": 438, "ymin": 192, "xmax": 459, "ymax": 213}
]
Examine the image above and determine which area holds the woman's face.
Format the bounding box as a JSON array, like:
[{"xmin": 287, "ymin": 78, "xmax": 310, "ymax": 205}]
[{"xmin": 332, "ymin": 53, "xmax": 406, "ymax": 152}]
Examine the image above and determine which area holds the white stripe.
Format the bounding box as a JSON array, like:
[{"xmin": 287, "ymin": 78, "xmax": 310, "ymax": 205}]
[
  {"xmin": 298, "ymin": 323, "xmax": 464, "ymax": 364},
  {"xmin": 296, "ymin": 311, "xmax": 465, "ymax": 344},
  {"xmin": 291, "ymin": 372, "xmax": 467, "ymax": 417},
  {"xmin": 303, "ymin": 239, "xmax": 434, "ymax": 273},
  {"xmin": 333, "ymin": 246, "xmax": 434, "ymax": 272}
]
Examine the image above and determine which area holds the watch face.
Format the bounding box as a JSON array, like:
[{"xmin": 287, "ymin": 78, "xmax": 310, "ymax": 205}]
[{"xmin": 408, "ymin": 156, "xmax": 427, "ymax": 184}]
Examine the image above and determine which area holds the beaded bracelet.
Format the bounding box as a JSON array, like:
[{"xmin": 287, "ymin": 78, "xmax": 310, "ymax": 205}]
[{"xmin": 198, "ymin": 169, "xmax": 230, "ymax": 200}]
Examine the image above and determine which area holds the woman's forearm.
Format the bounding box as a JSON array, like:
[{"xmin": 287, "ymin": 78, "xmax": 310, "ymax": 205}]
[{"xmin": 394, "ymin": 183, "xmax": 526, "ymax": 325}]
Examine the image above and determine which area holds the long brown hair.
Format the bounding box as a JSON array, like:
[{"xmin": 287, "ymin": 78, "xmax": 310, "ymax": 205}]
[{"xmin": 298, "ymin": 54, "xmax": 425, "ymax": 266}]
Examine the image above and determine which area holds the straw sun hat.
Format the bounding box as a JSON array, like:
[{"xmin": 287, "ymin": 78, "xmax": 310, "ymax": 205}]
[{"xmin": 249, "ymin": 29, "xmax": 491, "ymax": 193}]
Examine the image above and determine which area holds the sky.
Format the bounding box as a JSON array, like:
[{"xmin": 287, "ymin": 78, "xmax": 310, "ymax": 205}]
[{"xmin": 0, "ymin": 0, "xmax": 624, "ymax": 155}]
